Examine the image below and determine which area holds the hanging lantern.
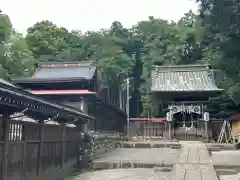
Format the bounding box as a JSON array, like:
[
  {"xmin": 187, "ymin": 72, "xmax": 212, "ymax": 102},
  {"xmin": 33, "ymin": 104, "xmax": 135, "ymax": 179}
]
[
  {"xmin": 204, "ymin": 112, "xmax": 209, "ymax": 122},
  {"xmin": 193, "ymin": 106, "xmax": 201, "ymax": 114},
  {"xmin": 167, "ymin": 112, "xmax": 173, "ymax": 121}
]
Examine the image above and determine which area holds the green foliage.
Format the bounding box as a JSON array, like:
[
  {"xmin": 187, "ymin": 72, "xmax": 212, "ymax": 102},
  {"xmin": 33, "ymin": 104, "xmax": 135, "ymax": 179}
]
[
  {"xmin": 7, "ymin": 32, "xmax": 35, "ymax": 76},
  {"xmin": 205, "ymin": 95, "xmax": 236, "ymax": 119},
  {"xmin": 0, "ymin": 13, "xmax": 12, "ymax": 42},
  {"xmin": 138, "ymin": 14, "xmax": 203, "ymax": 117},
  {"xmin": 0, "ymin": 12, "xmax": 35, "ymax": 79},
  {"xmin": 198, "ymin": 0, "xmax": 240, "ymax": 104},
  {"xmin": 25, "ymin": 20, "xmax": 69, "ymax": 61},
  {"xmin": 2, "ymin": 3, "xmax": 240, "ymax": 117}
]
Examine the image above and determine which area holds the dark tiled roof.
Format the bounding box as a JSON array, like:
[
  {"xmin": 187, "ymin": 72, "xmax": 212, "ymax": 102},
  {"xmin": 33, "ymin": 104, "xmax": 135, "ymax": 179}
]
[
  {"xmin": 33, "ymin": 61, "xmax": 96, "ymax": 80},
  {"xmin": 0, "ymin": 78, "xmax": 94, "ymax": 122},
  {"xmin": 12, "ymin": 61, "xmax": 96, "ymax": 82},
  {"xmin": 151, "ymin": 64, "xmax": 223, "ymax": 92}
]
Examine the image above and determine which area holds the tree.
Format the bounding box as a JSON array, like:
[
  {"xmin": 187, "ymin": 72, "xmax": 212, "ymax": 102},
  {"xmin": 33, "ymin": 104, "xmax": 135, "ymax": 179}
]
[
  {"xmin": 25, "ymin": 20, "xmax": 69, "ymax": 62},
  {"xmin": 0, "ymin": 13, "xmax": 35, "ymax": 79},
  {"xmin": 0, "ymin": 13, "xmax": 12, "ymax": 78},
  {"xmin": 7, "ymin": 32, "xmax": 35, "ymax": 77},
  {"xmin": 0, "ymin": 13, "xmax": 12, "ymax": 42},
  {"xmin": 198, "ymin": 0, "xmax": 240, "ymax": 104},
  {"xmin": 5, "ymin": 4, "xmax": 240, "ymax": 118},
  {"xmin": 205, "ymin": 95, "xmax": 236, "ymax": 119},
  {"xmin": 136, "ymin": 14, "xmax": 201, "ymax": 117}
]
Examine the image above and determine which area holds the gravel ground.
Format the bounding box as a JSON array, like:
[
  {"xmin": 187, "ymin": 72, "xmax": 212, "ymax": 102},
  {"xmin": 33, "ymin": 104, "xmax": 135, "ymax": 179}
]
[
  {"xmin": 94, "ymin": 148, "xmax": 179, "ymax": 164},
  {"xmin": 66, "ymin": 168, "xmax": 170, "ymax": 180}
]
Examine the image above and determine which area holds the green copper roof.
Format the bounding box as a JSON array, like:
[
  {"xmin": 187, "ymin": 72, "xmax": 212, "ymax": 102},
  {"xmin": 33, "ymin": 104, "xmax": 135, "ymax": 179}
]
[{"xmin": 151, "ymin": 64, "xmax": 223, "ymax": 92}]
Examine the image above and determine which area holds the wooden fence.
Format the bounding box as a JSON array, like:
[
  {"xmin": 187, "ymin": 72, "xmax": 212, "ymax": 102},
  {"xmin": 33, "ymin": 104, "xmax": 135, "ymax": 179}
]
[
  {"xmin": 129, "ymin": 120, "xmax": 212, "ymax": 141},
  {"xmin": 0, "ymin": 119, "xmax": 82, "ymax": 180},
  {"xmin": 129, "ymin": 121, "xmax": 166, "ymax": 139}
]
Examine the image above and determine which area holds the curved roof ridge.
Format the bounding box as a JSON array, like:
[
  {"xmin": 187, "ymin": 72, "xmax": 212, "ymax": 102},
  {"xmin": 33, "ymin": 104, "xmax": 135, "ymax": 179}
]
[
  {"xmin": 153, "ymin": 64, "xmax": 210, "ymax": 72},
  {"xmin": 38, "ymin": 61, "xmax": 94, "ymax": 68},
  {"xmin": 38, "ymin": 60, "xmax": 92, "ymax": 65}
]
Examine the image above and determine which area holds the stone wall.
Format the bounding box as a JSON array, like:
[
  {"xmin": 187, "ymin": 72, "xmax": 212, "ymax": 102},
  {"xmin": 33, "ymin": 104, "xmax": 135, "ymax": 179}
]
[{"xmin": 78, "ymin": 132, "xmax": 125, "ymax": 168}]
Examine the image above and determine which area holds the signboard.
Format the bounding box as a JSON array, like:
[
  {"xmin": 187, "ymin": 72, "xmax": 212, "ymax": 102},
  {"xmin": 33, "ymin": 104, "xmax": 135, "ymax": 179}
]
[{"xmin": 169, "ymin": 104, "xmax": 201, "ymax": 114}]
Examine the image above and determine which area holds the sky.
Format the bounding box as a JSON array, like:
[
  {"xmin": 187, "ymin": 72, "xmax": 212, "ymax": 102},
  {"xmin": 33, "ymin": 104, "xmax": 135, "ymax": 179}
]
[{"xmin": 2, "ymin": 0, "xmax": 198, "ymax": 34}]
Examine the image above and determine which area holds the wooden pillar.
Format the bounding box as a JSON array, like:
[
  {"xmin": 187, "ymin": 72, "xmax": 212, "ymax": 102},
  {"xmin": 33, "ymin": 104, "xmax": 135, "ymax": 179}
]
[
  {"xmin": 167, "ymin": 112, "xmax": 172, "ymax": 140},
  {"xmin": 80, "ymin": 99, "xmax": 88, "ymax": 132},
  {"xmin": 60, "ymin": 123, "xmax": 66, "ymax": 168},
  {"xmin": 183, "ymin": 112, "xmax": 186, "ymax": 127},
  {"xmin": 2, "ymin": 116, "xmax": 10, "ymax": 180},
  {"xmin": 203, "ymin": 112, "xmax": 209, "ymax": 142},
  {"xmin": 168, "ymin": 122, "xmax": 172, "ymax": 140},
  {"xmin": 22, "ymin": 123, "xmax": 27, "ymax": 178},
  {"xmin": 205, "ymin": 121, "xmax": 208, "ymax": 141},
  {"xmin": 37, "ymin": 120, "xmax": 44, "ymax": 177}
]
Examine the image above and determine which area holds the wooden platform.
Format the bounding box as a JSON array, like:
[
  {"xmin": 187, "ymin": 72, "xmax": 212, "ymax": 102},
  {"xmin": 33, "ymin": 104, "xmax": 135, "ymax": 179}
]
[{"xmin": 170, "ymin": 141, "xmax": 218, "ymax": 180}]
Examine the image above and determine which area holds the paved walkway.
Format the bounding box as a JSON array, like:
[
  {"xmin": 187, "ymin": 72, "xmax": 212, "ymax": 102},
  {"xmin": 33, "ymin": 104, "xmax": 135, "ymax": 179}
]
[
  {"xmin": 170, "ymin": 141, "xmax": 218, "ymax": 180},
  {"xmin": 66, "ymin": 141, "xmax": 222, "ymax": 180},
  {"xmin": 92, "ymin": 148, "xmax": 179, "ymax": 168},
  {"xmin": 69, "ymin": 168, "xmax": 170, "ymax": 180}
]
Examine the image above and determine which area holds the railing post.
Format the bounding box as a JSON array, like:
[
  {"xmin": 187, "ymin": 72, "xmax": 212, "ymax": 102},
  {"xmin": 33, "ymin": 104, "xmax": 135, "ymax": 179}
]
[
  {"xmin": 37, "ymin": 120, "xmax": 44, "ymax": 177},
  {"xmin": 2, "ymin": 116, "xmax": 10, "ymax": 180},
  {"xmin": 61, "ymin": 123, "xmax": 66, "ymax": 168}
]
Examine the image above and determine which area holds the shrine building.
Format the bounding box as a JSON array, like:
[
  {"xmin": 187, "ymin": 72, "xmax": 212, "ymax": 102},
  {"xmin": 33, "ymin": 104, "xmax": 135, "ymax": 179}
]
[
  {"xmin": 130, "ymin": 64, "xmax": 223, "ymax": 141},
  {"xmin": 12, "ymin": 61, "xmax": 126, "ymax": 134},
  {"xmin": 152, "ymin": 64, "xmax": 223, "ymax": 140}
]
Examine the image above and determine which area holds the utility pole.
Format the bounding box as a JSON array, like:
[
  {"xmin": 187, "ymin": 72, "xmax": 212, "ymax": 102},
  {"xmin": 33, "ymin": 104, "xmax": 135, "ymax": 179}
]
[{"xmin": 126, "ymin": 78, "xmax": 130, "ymax": 136}]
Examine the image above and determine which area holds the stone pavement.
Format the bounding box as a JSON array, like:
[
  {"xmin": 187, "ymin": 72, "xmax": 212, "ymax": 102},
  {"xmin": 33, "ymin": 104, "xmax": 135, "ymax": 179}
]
[
  {"xmin": 212, "ymin": 151, "xmax": 240, "ymax": 166},
  {"xmin": 219, "ymin": 175, "xmax": 239, "ymax": 180},
  {"xmin": 170, "ymin": 141, "xmax": 218, "ymax": 180},
  {"xmin": 69, "ymin": 168, "xmax": 170, "ymax": 180},
  {"xmin": 92, "ymin": 148, "xmax": 179, "ymax": 169},
  {"xmin": 66, "ymin": 141, "xmax": 223, "ymax": 180},
  {"xmin": 213, "ymin": 151, "xmax": 240, "ymax": 180}
]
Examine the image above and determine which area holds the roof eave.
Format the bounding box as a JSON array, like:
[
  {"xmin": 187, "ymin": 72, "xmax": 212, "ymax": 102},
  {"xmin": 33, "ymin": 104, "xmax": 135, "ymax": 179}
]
[
  {"xmin": 12, "ymin": 77, "xmax": 92, "ymax": 84},
  {"xmin": 151, "ymin": 89, "xmax": 224, "ymax": 93},
  {"xmin": 0, "ymin": 82, "xmax": 93, "ymax": 123},
  {"xmin": 38, "ymin": 60, "xmax": 93, "ymax": 66}
]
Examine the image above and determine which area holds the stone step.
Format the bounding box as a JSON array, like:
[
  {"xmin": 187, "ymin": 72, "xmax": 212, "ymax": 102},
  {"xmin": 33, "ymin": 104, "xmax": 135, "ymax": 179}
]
[
  {"xmin": 219, "ymin": 175, "xmax": 239, "ymax": 180},
  {"xmin": 208, "ymin": 146, "xmax": 221, "ymax": 152},
  {"xmin": 153, "ymin": 166, "xmax": 172, "ymax": 172},
  {"xmin": 119, "ymin": 141, "xmax": 181, "ymax": 149},
  {"xmin": 216, "ymin": 168, "xmax": 237, "ymax": 175}
]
